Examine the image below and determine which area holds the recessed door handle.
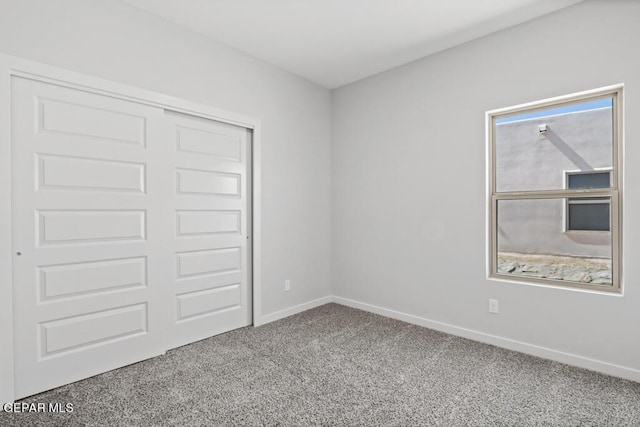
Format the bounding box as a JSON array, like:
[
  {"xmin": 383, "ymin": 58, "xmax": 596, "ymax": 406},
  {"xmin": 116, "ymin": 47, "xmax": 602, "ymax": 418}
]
[{"xmin": 16, "ymin": 252, "xmax": 22, "ymax": 256}]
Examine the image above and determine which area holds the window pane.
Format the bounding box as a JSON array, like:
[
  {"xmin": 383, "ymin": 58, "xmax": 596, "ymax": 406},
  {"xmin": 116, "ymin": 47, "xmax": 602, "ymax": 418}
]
[
  {"xmin": 495, "ymin": 98, "xmax": 613, "ymax": 193},
  {"xmin": 496, "ymin": 198, "xmax": 612, "ymax": 285},
  {"xmin": 567, "ymin": 172, "xmax": 610, "ymax": 189},
  {"xmin": 568, "ymin": 202, "xmax": 610, "ymax": 231}
]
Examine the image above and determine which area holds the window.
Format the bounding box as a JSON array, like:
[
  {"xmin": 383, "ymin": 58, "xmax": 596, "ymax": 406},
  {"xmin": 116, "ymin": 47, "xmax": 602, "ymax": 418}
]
[
  {"xmin": 565, "ymin": 170, "xmax": 611, "ymax": 232},
  {"xmin": 488, "ymin": 86, "xmax": 622, "ymax": 292}
]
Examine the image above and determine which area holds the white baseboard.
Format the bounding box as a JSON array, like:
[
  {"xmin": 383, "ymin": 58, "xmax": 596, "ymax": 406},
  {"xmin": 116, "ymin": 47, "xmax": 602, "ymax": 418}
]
[
  {"xmin": 332, "ymin": 295, "xmax": 640, "ymax": 383},
  {"xmin": 258, "ymin": 296, "xmax": 333, "ymax": 325}
]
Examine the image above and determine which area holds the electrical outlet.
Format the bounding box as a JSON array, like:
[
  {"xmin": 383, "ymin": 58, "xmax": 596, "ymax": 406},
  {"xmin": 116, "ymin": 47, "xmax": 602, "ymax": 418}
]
[
  {"xmin": 489, "ymin": 299, "xmax": 499, "ymax": 314},
  {"xmin": 284, "ymin": 279, "xmax": 291, "ymax": 292}
]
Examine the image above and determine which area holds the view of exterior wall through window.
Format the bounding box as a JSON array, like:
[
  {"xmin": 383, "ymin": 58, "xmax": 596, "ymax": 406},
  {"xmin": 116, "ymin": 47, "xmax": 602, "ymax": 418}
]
[{"xmin": 487, "ymin": 86, "xmax": 622, "ymax": 292}]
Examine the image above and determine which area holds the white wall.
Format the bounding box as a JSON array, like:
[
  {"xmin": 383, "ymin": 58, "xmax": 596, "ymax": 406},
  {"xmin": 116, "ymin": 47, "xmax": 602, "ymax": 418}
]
[
  {"xmin": 332, "ymin": 0, "xmax": 640, "ymax": 376},
  {"xmin": 0, "ymin": 0, "xmax": 332, "ymax": 319}
]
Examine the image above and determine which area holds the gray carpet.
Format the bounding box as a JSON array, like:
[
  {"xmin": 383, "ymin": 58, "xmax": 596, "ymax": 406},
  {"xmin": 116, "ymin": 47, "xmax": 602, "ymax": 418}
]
[{"xmin": 2, "ymin": 303, "xmax": 640, "ymax": 426}]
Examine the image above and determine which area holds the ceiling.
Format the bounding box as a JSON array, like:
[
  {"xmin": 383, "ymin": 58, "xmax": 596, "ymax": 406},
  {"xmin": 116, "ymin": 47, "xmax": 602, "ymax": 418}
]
[{"xmin": 120, "ymin": 0, "xmax": 583, "ymax": 89}]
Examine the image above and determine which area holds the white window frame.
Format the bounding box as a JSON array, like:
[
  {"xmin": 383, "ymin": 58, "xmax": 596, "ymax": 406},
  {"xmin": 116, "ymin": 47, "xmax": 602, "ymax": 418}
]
[
  {"xmin": 487, "ymin": 85, "xmax": 623, "ymax": 293},
  {"xmin": 563, "ymin": 168, "xmax": 612, "ymax": 233}
]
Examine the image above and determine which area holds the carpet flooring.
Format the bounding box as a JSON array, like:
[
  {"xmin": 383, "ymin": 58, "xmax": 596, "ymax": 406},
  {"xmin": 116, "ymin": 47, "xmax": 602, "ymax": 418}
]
[{"xmin": 2, "ymin": 303, "xmax": 640, "ymax": 426}]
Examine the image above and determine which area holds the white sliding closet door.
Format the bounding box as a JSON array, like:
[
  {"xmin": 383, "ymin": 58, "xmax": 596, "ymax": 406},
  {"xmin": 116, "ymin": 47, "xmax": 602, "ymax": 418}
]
[
  {"xmin": 165, "ymin": 111, "xmax": 252, "ymax": 350},
  {"xmin": 11, "ymin": 76, "xmax": 252, "ymax": 399},
  {"xmin": 11, "ymin": 77, "xmax": 169, "ymax": 399}
]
